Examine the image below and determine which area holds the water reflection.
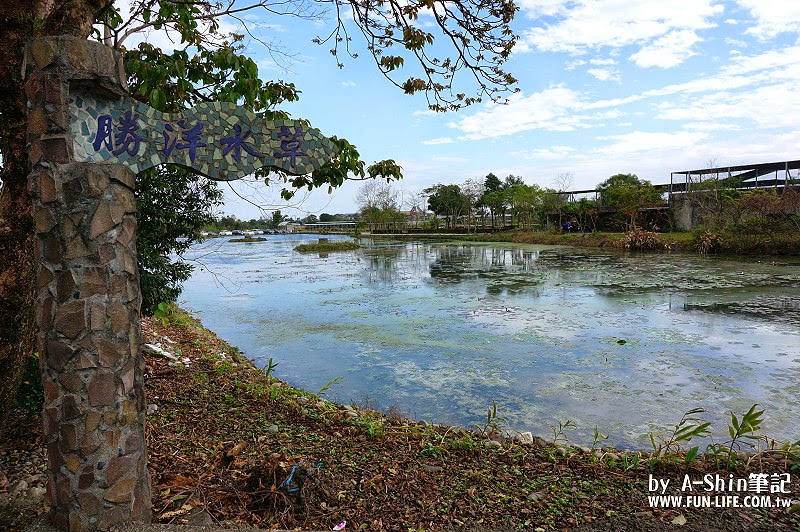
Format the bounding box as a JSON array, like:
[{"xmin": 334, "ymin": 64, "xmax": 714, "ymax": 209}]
[{"xmin": 180, "ymin": 235, "xmax": 800, "ymax": 448}]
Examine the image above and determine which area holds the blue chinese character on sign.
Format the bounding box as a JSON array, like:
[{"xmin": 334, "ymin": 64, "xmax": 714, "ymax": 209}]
[
  {"xmin": 274, "ymin": 126, "xmax": 307, "ymax": 167},
  {"xmin": 111, "ymin": 110, "xmax": 144, "ymax": 156},
  {"xmin": 162, "ymin": 120, "xmax": 207, "ymax": 162},
  {"xmin": 221, "ymin": 124, "xmax": 264, "ymax": 162},
  {"xmin": 92, "ymin": 115, "xmax": 114, "ymax": 152}
]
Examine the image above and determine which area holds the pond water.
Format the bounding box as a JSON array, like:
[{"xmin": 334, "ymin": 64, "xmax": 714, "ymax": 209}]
[{"xmin": 179, "ymin": 234, "xmax": 800, "ymax": 449}]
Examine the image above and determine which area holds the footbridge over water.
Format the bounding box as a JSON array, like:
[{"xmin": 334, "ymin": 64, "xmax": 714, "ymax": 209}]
[{"xmin": 554, "ymin": 159, "xmax": 800, "ymax": 203}]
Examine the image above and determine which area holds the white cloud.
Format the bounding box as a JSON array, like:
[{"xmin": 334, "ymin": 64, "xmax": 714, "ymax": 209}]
[
  {"xmin": 736, "ymin": 0, "xmax": 800, "ymax": 39},
  {"xmin": 594, "ymin": 130, "xmax": 708, "ymax": 156},
  {"xmin": 587, "ymin": 68, "xmax": 620, "ymax": 81},
  {"xmin": 449, "ymin": 87, "xmax": 590, "ymax": 139},
  {"xmin": 518, "ymin": 0, "xmax": 722, "ymax": 68},
  {"xmin": 629, "ymin": 29, "xmax": 701, "ymax": 68},
  {"xmin": 423, "ymin": 137, "xmax": 455, "ymax": 145},
  {"xmin": 340, "ymin": 81, "xmax": 357, "ymax": 87},
  {"xmin": 512, "ymin": 145, "xmax": 577, "ymax": 160}
]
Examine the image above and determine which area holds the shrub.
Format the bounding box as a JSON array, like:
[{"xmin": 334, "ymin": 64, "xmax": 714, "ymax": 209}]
[{"xmin": 622, "ymin": 227, "xmax": 671, "ymax": 251}]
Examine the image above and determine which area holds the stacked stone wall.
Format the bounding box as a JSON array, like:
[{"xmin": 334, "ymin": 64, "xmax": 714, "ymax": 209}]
[{"xmin": 24, "ymin": 36, "xmax": 151, "ymax": 531}]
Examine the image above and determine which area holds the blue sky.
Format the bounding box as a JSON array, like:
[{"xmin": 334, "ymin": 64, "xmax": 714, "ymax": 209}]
[{"xmin": 128, "ymin": 1, "xmax": 800, "ymax": 220}]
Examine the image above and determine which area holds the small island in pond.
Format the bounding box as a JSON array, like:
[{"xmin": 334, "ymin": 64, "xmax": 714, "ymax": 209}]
[
  {"xmin": 294, "ymin": 240, "xmax": 360, "ymax": 253},
  {"xmin": 229, "ymin": 236, "xmax": 267, "ymax": 243}
]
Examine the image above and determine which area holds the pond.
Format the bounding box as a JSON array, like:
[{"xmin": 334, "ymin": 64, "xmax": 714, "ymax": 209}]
[{"xmin": 178, "ymin": 234, "xmax": 800, "ymax": 449}]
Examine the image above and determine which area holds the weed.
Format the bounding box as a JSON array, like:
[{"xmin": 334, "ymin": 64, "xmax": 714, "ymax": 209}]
[
  {"xmin": 706, "ymin": 404, "xmax": 765, "ymax": 468},
  {"xmin": 318, "ymin": 376, "xmax": 343, "ymax": 396},
  {"xmin": 474, "ymin": 401, "xmax": 506, "ymax": 438},
  {"xmin": 263, "ymin": 357, "xmax": 278, "ymax": 381},
  {"xmin": 550, "ymin": 419, "xmax": 577, "ymax": 446},
  {"xmin": 648, "ymin": 407, "xmax": 711, "ymax": 459},
  {"xmin": 591, "ymin": 425, "xmax": 608, "ymax": 451}
]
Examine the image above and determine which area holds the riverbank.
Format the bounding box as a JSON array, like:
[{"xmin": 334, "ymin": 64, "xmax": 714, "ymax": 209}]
[
  {"xmin": 365, "ymin": 229, "xmax": 800, "ymax": 255},
  {"xmin": 2, "ymin": 309, "xmax": 798, "ymax": 531}
]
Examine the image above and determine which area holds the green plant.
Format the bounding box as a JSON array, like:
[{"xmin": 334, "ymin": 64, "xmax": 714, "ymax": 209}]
[
  {"xmin": 706, "ymin": 404, "xmax": 765, "ymax": 468},
  {"xmin": 151, "ymin": 302, "xmax": 174, "ymax": 326},
  {"xmin": 474, "ymin": 400, "xmax": 506, "ymax": 437},
  {"xmin": 550, "ymin": 419, "xmax": 577, "ymax": 445},
  {"xmin": 263, "ymin": 357, "xmax": 278, "ymax": 381},
  {"xmin": 592, "ymin": 425, "xmax": 608, "ymax": 451},
  {"xmin": 318, "ymin": 376, "xmax": 343, "ymax": 396},
  {"xmin": 648, "ymin": 407, "xmax": 711, "ymax": 459}
]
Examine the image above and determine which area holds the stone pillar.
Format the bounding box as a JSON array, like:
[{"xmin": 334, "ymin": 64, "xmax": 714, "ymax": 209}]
[{"xmin": 24, "ymin": 37, "xmax": 151, "ymax": 530}]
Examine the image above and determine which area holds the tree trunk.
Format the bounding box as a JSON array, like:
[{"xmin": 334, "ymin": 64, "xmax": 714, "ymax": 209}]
[
  {"xmin": 0, "ymin": 0, "xmax": 102, "ymax": 436},
  {"xmin": 0, "ymin": 2, "xmax": 37, "ymax": 436}
]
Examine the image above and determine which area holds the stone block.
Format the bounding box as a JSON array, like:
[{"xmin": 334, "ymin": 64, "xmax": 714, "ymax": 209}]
[
  {"xmin": 24, "ymin": 71, "xmax": 43, "ymax": 100},
  {"xmin": 54, "ymin": 299, "xmax": 86, "ymax": 339},
  {"xmin": 75, "ymin": 352, "xmax": 97, "ymax": 370},
  {"xmin": 56, "ymin": 271, "xmax": 77, "ymax": 304},
  {"xmin": 37, "ymin": 295, "xmax": 54, "ymax": 332},
  {"xmin": 59, "ymin": 372, "xmax": 84, "ymax": 393},
  {"xmin": 122, "ymin": 432, "xmax": 141, "ymax": 456},
  {"xmin": 119, "ymin": 400, "xmax": 138, "ymax": 427},
  {"xmin": 66, "ymin": 39, "xmax": 92, "ymax": 72},
  {"xmin": 30, "ymin": 39, "xmax": 56, "ymax": 69},
  {"xmin": 77, "ymin": 491, "xmax": 101, "ymax": 516},
  {"xmin": 120, "ymin": 360, "xmax": 135, "ymax": 394},
  {"xmin": 43, "ymin": 75, "xmax": 63, "ymax": 105},
  {"xmin": 42, "ymin": 236, "xmax": 62, "ymax": 263},
  {"xmin": 78, "ymin": 464, "xmax": 96, "ymax": 490},
  {"xmin": 34, "ymin": 207, "xmax": 56, "ymax": 234},
  {"xmin": 104, "ymin": 428, "xmax": 121, "ymax": 450},
  {"xmin": 103, "ymin": 410, "xmax": 118, "ymax": 426},
  {"xmin": 41, "ymin": 136, "xmax": 69, "ymax": 163},
  {"xmin": 37, "ymin": 265, "xmax": 54, "ymax": 290},
  {"xmin": 65, "ymin": 235, "xmax": 91, "ymax": 259},
  {"xmin": 86, "ymin": 168, "xmax": 110, "ymax": 197},
  {"xmin": 46, "ymin": 339, "xmax": 78, "ymax": 372},
  {"xmin": 99, "ymin": 244, "xmax": 116, "ymax": 264},
  {"xmin": 43, "ymin": 379, "xmax": 60, "ymax": 405},
  {"xmin": 90, "ymin": 301, "xmax": 106, "ymax": 332},
  {"xmin": 89, "ymin": 201, "xmax": 115, "ymax": 240},
  {"xmin": 108, "ymin": 300, "xmax": 129, "ymax": 335},
  {"xmin": 62, "ymin": 176, "xmax": 85, "ymax": 205},
  {"xmin": 47, "ymin": 440, "xmax": 65, "ymax": 473},
  {"xmin": 85, "ymin": 410, "xmax": 101, "ymax": 432},
  {"xmin": 106, "ymin": 455, "xmax": 134, "ymax": 485},
  {"xmin": 28, "ymin": 138, "xmax": 43, "ymax": 166},
  {"xmin": 59, "ymin": 423, "xmax": 80, "ymax": 453},
  {"xmin": 65, "ymin": 453, "xmax": 81, "ymax": 473},
  {"xmin": 98, "ymin": 505, "xmax": 128, "ymax": 529},
  {"xmin": 62, "ymin": 394, "xmax": 81, "ymax": 420},
  {"xmin": 39, "ymin": 172, "xmax": 58, "ymax": 203},
  {"xmin": 88, "ymin": 372, "xmax": 115, "ymax": 406},
  {"xmin": 110, "ymin": 166, "xmax": 135, "ymax": 189},
  {"xmin": 104, "ymin": 477, "xmax": 136, "ymax": 503},
  {"xmin": 117, "ymin": 215, "xmax": 136, "ymax": 248},
  {"xmin": 81, "ymin": 267, "xmax": 108, "ymax": 297},
  {"xmin": 95, "ymin": 337, "xmax": 126, "ymax": 368},
  {"xmin": 80, "ymin": 433, "xmax": 101, "ymax": 457}
]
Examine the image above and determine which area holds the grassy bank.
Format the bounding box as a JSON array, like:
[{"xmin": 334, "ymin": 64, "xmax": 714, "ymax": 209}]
[
  {"xmin": 142, "ymin": 312, "xmax": 800, "ymax": 528},
  {"xmin": 373, "ymin": 229, "xmax": 800, "ymax": 255},
  {"xmin": 2, "ymin": 309, "xmax": 798, "ymax": 531}
]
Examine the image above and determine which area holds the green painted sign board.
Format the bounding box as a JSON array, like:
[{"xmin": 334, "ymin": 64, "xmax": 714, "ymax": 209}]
[{"xmin": 70, "ymin": 93, "xmax": 338, "ymax": 180}]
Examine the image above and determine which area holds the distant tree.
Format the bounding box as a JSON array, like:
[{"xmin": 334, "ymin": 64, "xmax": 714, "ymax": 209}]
[
  {"xmin": 597, "ymin": 173, "xmax": 663, "ymax": 230},
  {"xmin": 302, "ymin": 214, "xmax": 319, "ymax": 224},
  {"xmin": 504, "ymin": 174, "xmax": 524, "ymax": 188},
  {"xmin": 481, "ymin": 173, "xmax": 503, "ymax": 227},
  {"xmin": 461, "ymin": 179, "xmax": 485, "ymax": 232},
  {"xmin": 552, "ymin": 171, "xmax": 575, "ymax": 227},
  {"xmin": 425, "ymin": 184, "xmax": 469, "ymax": 229},
  {"xmin": 270, "ymin": 210, "xmax": 288, "ymax": 228},
  {"xmin": 505, "ymin": 183, "xmax": 543, "ymax": 228},
  {"xmin": 319, "ymin": 213, "xmax": 336, "ymax": 223},
  {"xmin": 356, "ymin": 181, "xmax": 403, "ymax": 229}
]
